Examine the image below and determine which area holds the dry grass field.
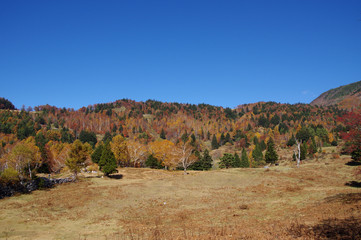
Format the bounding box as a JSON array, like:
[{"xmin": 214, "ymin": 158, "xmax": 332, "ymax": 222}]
[{"xmin": 0, "ymin": 147, "xmax": 360, "ymax": 239}]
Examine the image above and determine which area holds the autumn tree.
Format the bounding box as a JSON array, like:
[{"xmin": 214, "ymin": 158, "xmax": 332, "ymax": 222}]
[
  {"xmin": 127, "ymin": 140, "xmax": 147, "ymax": 167},
  {"xmin": 340, "ymin": 111, "xmax": 361, "ymax": 162},
  {"xmin": 110, "ymin": 135, "xmax": 130, "ymax": 167},
  {"xmin": 48, "ymin": 141, "xmax": 71, "ymax": 172},
  {"xmin": 176, "ymin": 140, "xmax": 197, "ymax": 174},
  {"xmin": 65, "ymin": 140, "xmax": 92, "ymax": 177},
  {"xmin": 149, "ymin": 139, "xmax": 176, "ymax": 169},
  {"xmin": 9, "ymin": 136, "xmax": 41, "ymax": 179}
]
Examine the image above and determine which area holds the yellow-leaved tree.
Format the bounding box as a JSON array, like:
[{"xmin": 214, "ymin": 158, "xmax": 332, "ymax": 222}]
[
  {"xmin": 9, "ymin": 136, "xmax": 41, "ymax": 179},
  {"xmin": 65, "ymin": 140, "xmax": 92, "ymax": 177},
  {"xmin": 110, "ymin": 135, "xmax": 130, "ymax": 167},
  {"xmin": 149, "ymin": 140, "xmax": 177, "ymax": 169}
]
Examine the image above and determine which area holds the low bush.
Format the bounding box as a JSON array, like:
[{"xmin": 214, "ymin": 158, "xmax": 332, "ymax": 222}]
[{"xmin": 0, "ymin": 167, "xmax": 20, "ymax": 185}]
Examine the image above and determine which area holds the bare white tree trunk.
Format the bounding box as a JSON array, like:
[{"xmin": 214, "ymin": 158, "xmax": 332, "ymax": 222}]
[{"xmin": 295, "ymin": 140, "xmax": 301, "ymax": 168}]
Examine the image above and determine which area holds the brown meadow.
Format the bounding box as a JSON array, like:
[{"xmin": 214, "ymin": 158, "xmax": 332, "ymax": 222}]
[{"xmin": 0, "ymin": 149, "xmax": 360, "ymax": 239}]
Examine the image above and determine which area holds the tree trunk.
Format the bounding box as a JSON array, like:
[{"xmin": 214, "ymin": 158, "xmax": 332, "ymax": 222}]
[
  {"xmin": 28, "ymin": 163, "xmax": 32, "ymax": 179},
  {"xmin": 296, "ymin": 140, "xmax": 301, "ymax": 168}
]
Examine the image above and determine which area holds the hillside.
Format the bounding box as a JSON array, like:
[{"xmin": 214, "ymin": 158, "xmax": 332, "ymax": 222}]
[
  {"xmin": 311, "ymin": 80, "xmax": 361, "ymax": 109},
  {"xmin": 0, "ymin": 98, "xmax": 347, "ymax": 175}
]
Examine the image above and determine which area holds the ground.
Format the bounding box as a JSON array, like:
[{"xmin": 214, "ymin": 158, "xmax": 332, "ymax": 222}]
[{"xmin": 0, "ymin": 147, "xmax": 360, "ymax": 239}]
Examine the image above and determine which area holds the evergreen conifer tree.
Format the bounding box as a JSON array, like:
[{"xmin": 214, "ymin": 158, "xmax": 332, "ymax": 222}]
[
  {"xmin": 300, "ymin": 142, "xmax": 307, "ymax": 160},
  {"xmin": 287, "ymin": 134, "xmax": 296, "ymax": 146},
  {"xmin": 98, "ymin": 143, "xmax": 117, "ymax": 176},
  {"xmin": 240, "ymin": 148, "xmax": 250, "ymax": 168},
  {"xmin": 265, "ymin": 138, "xmax": 278, "ymax": 164},
  {"xmin": 252, "ymin": 144, "xmax": 264, "ymax": 167},
  {"xmin": 233, "ymin": 152, "xmax": 241, "ymax": 168},
  {"xmin": 211, "ymin": 135, "xmax": 219, "ymax": 150},
  {"xmin": 260, "ymin": 140, "xmax": 267, "ymax": 151},
  {"xmin": 145, "ymin": 154, "xmax": 162, "ymax": 169},
  {"xmin": 91, "ymin": 143, "xmax": 104, "ymax": 164},
  {"xmin": 225, "ymin": 133, "xmax": 231, "ymax": 144},
  {"xmin": 219, "ymin": 153, "xmax": 234, "ymax": 169},
  {"xmin": 201, "ymin": 149, "xmax": 213, "ymax": 170},
  {"xmin": 102, "ymin": 131, "xmax": 112, "ymax": 143},
  {"xmin": 220, "ymin": 133, "xmax": 225, "ymax": 146},
  {"xmin": 310, "ymin": 137, "xmax": 317, "ymax": 155},
  {"xmin": 160, "ymin": 129, "xmax": 166, "ymax": 139}
]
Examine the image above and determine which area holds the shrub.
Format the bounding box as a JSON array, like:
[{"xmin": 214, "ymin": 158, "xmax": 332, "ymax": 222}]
[{"xmin": 0, "ymin": 167, "xmax": 20, "ymax": 184}]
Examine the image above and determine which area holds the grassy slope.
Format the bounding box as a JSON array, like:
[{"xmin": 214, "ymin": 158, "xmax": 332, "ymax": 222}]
[{"xmin": 0, "ymin": 148, "xmax": 360, "ymax": 239}]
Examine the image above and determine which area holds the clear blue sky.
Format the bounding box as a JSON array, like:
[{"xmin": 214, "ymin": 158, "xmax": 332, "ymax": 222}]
[{"xmin": 1, "ymin": 0, "xmax": 360, "ymax": 109}]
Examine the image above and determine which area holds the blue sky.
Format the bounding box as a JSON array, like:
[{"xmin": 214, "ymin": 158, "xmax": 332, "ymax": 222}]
[{"xmin": 1, "ymin": 0, "xmax": 360, "ymax": 109}]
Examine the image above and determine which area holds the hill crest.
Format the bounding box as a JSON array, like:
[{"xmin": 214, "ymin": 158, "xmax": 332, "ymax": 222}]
[{"xmin": 311, "ymin": 80, "xmax": 361, "ymax": 109}]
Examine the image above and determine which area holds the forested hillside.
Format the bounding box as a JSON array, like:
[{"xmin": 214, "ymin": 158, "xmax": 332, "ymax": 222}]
[
  {"xmin": 311, "ymin": 80, "xmax": 361, "ymax": 109},
  {"xmin": 0, "ymin": 98, "xmax": 350, "ymax": 180}
]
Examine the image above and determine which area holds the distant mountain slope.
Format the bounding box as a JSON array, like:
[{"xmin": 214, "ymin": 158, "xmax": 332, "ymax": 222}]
[{"xmin": 311, "ymin": 81, "xmax": 361, "ymax": 108}]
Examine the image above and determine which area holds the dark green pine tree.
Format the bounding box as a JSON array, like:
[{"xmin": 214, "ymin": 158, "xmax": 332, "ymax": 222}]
[
  {"xmin": 240, "ymin": 148, "xmax": 250, "ymax": 168},
  {"xmin": 211, "ymin": 135, "xmax": 219, "ymax": 150},
  {"xmin": 190, "ymin": 133, "xmax": 196, "ymax": 146},
  {"xmin": 260, "ymin": 140, "xmax": 267, "ymax": 151},
  {"xmin": 287, "ymin": 134, "xmax": 297, "ymax": 146},
  {"xmin": 91, "ymin": 143, "xmax": 104, "ymax": 164},
  {"xmin": 201, "ymin": 149, "xmax": 213, "ymax": 170},
  {"xmin": 219, "ymin": 153, "xmax": 234, "ymax": 169},
  {"xmin": 225, "ymin": 133, "xmax": 231, "ymax": 144},
  {"xmin": 265, "ymin": 138, "xmax": 278, "ymax": 164},
  {"xmin": 252, "ymin": 144, "xmax": 264, "ymax": 167},
  {"xmin": 145, "ymin": 154, "xmax": 163, "ymax": 169},
  {"xmin": 160, "ymin": 129, "xmax": 166, "ymax": 139},
  {"xmin": 233, "ymin": 152, "xmax": 241, "ymax": 168},
  {"xmin": 98, "ymin": 143, "xmax": 117, "ymax": 176},
  {"xmin": 300, "ymin": 142, "xmax": 308, "ymax": 160},
  {"xmin": 181, "ymin": 131, "xmax": 189, "ymax": 143},
  {"xmin": 309, "ymin": 137, "xmax": 317, "ymax": 155},
  {"xmin": 220, "ymin": 133, "xmax": 225, "ymax": 146},
  {"xmin": 102, "ymin": 131, "xmax": 112, "ymax": 143}
]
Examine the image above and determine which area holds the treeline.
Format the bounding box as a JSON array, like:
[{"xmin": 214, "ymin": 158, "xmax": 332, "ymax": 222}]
[{"xmin": 0, "ymin": 97, "xmax": 350, "ymax": 183}]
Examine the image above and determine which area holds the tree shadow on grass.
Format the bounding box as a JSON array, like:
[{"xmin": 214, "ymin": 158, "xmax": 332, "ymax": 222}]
[
  {"xmin": 345, "ymin": 160, "xmax": 361, "ymax": 166},
  {"xmin": 324, "ymin": 192, "xmax": 361, "ymax": 204},
  {"xmin": 108, "ymin": 174, "xmax": 123, "ymax": 179},
  {"xmin": 345, "ymin": 181, "xmax": 361, "ymax": 188},
  {"xmin": 289, "ymin": 217, "xmax": 361, "ymax": 239}
]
